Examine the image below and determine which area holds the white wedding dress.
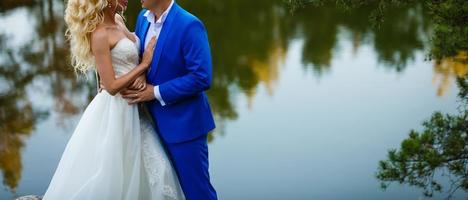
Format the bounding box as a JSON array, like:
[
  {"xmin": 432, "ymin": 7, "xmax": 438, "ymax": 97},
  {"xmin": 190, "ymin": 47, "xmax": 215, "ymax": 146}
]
[{"xmin": 42, "ymin": 35, "xmax": 185, "ymax": 200}]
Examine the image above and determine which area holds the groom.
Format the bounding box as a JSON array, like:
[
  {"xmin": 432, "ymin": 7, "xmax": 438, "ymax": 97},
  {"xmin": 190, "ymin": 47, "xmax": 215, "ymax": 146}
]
[{"xmin": 121, "ymin": 0, "xmax": 217, "ymax": 199}]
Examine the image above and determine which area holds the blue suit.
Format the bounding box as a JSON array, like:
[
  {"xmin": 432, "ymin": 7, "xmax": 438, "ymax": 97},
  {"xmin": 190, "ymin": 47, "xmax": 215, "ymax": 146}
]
[{"xmin": 134, "ymin": 2, "xmax": 217, "ymax": 200}]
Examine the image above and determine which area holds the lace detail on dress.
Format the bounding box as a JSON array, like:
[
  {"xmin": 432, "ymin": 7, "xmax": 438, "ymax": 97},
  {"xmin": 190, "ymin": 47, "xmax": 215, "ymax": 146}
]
[
  {"xmin": 110, "ymin": 37, "xmax": 139, "ymax": 76},
  {"xmin": 139, "ymin": 106, "xmax": 180, "ymax": 200},
  {"xmin": 163, "ymin": 185, "xmax": 178, "ymax": 199},
  {"xmin": 141, "ymin": 121, "xmax": 167, "ymax": 184}
]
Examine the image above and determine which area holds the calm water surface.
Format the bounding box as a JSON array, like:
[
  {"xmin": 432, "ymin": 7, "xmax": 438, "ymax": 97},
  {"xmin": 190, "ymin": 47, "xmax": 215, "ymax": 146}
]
[{"xmin": 0, "ymin": 0, "xmax": 466, "ymax": 199}]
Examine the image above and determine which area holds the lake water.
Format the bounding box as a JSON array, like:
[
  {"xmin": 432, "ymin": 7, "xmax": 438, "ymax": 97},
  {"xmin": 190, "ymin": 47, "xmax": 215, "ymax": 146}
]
[{"xmin": 0, "ymin": 0, "xmax": 466, "ymax": 199}]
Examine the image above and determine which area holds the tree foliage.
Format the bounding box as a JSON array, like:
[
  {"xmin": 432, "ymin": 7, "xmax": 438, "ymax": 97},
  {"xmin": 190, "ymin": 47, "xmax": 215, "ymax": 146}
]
[{"xmin": 376, "ymin": 75, "xmax": 468, "ymax": 199}]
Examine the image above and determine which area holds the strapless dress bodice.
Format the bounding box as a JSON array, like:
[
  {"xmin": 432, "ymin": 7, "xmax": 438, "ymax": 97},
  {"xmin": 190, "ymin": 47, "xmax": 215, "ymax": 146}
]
[{"xmin": 110, "ymin": 35, "xmax": 140, "ymax": 76}]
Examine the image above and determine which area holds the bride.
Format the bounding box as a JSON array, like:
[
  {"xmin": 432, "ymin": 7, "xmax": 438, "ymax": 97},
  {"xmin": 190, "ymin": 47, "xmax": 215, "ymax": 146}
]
[{"xmin": 41, "ymin": 0, "xmax": 185, "ymax": 199}]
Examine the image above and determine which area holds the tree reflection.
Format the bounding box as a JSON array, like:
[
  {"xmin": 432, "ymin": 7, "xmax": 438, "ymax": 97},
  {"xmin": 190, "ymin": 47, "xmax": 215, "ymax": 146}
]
[
  {"xmin": 0, "ymin": 0, "xmax": 36, "ymax": 13},
  {"xmin": 433, "ymin": 52, "xmax": 468, "ymax": 96},
  {"xmin": 372, "ymin": 5, "xmax": 428, "ymax": 71},
  {"xmin": 0, "ymin": 0, "xmax": 93, "ymax": 194}
]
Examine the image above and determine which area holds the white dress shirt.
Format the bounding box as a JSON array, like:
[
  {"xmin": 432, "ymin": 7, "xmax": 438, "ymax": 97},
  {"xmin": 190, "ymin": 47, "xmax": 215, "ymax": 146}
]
[{"xmin": 144, "ymin": 0, "xmax": 174, "ymax": 106}]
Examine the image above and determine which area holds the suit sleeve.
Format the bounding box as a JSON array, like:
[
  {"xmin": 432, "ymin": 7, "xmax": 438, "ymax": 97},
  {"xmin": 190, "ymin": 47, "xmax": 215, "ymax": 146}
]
[{"xmin": 158, "ymin": 20, "xmax": 212, "ymax": 106}]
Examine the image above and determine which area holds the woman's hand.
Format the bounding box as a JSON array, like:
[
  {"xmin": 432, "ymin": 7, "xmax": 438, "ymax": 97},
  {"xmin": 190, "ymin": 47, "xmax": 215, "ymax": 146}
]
[
  {"xmin": 141, "ymin": 36, "xmax": 157, "ymax": 68},
  {"xmin": 129, "ymin": 74, "xmax": 147, "ymax": 91}
]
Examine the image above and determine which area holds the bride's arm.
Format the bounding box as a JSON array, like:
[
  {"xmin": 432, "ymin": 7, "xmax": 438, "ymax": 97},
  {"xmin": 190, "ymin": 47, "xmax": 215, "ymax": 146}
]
[{"xmin": 91, "ymin": 29, "xmax": 156, "ymax": 96}]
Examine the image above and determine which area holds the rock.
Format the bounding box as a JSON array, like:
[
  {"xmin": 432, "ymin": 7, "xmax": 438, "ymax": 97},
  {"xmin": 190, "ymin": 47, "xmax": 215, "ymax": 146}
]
[{"xmin": 15, "ymin": 195, "xmax": 43, "ymax": 200}]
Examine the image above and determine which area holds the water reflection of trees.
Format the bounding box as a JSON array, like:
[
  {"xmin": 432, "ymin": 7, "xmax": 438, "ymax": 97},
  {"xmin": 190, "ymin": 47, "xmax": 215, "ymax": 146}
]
[
  {"xmin": 179, "ymin": 0, "xmax": 435, "ymax": 91},
  {"xmin": 0, "ymin": 0, "xmax": 36, "ymax": 12},
  {"xmin": 0, "ymin": 0, "xmax": 93, "ymax": 194},
  {"xmin": 433, "ymin": 52, "xmax": 468, "ymax": 97},
  {"xmin": 0, "ymin": 33, "xmax": 45, "ymax": 194}
]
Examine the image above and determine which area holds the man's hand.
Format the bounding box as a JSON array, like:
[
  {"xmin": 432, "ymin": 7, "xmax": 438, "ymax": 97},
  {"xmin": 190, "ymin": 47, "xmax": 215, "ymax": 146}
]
[{"xmin": 121, "ymin": 84, "xmax": 156, "ymax": 105}]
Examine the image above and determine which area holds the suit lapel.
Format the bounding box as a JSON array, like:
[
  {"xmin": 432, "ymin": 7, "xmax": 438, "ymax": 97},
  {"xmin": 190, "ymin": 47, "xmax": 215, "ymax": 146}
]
[{"xmin": 147, "ymin": 3, "xmax": 179, "ymax": 81}]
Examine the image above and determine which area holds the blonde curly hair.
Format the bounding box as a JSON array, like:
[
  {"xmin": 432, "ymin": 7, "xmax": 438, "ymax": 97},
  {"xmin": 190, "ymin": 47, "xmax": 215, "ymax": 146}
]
[{"xmin": 64, "ymin": 0, "xmax": 123, "ymax": 74}]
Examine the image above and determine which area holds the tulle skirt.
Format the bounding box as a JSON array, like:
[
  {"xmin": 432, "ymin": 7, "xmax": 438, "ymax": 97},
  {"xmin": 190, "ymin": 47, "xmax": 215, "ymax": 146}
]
[{"xmin": 42, "ymin": 90, "xmax": 185, "ymax": 200}]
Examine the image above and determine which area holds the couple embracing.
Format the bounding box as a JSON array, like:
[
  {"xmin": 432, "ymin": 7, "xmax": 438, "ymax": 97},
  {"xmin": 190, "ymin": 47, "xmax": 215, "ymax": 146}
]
[{"xmin": 42, "ymin": 0, "xmax": 217, "ymax": 199}]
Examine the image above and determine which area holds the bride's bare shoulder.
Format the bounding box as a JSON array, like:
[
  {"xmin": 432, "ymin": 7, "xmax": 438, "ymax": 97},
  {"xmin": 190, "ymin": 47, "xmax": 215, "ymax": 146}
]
[
  {"xmin": 90, "ymin": 27, "xmax": 110, "ymax": 52},
  {"xmin": 91, "ymin": 26, "xmax": 109, "ymax": 41}
]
